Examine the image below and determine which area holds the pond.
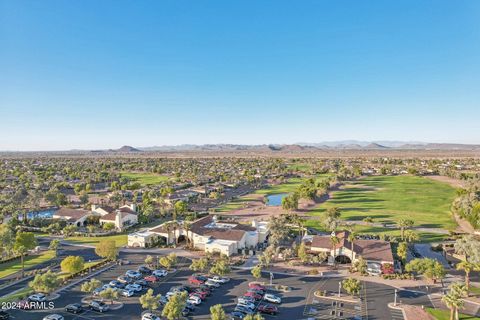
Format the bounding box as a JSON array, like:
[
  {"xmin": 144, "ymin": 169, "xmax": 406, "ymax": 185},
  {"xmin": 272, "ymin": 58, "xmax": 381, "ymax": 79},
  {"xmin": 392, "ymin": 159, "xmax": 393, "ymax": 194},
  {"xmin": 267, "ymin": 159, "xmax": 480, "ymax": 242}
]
[
  {"xmin": 19, "ymin": 209, "xmax": 57, "ymax": 220},
  {"xmin": 266, "ymin": 193, "xmax": 288, "ymax": 206}
]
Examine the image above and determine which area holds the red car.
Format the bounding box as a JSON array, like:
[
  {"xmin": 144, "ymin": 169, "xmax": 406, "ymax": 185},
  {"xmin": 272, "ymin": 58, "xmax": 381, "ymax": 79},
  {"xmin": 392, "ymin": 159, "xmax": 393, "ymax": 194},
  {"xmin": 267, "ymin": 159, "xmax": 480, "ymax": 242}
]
[
  {"xmin": 248, "ymin": 283, "xmax": 266, "ymax": 291},
  {"xmin": 144, "ymin": 275, "xmax": 160, "ymax": 283},
  {"xmin": 188, "ymin": 276, "xmax": 205, "ymax": 285},
  {"xmin": 258, "ymin": 304, "xmax": 278, "ymax": 315},
  {"xmin": 190, "ymin": 291, "xmax": 207, "ymax": 300},
  {"xmin": 244, "ymin": 292, "xmax": 262, "ymax": 300}
]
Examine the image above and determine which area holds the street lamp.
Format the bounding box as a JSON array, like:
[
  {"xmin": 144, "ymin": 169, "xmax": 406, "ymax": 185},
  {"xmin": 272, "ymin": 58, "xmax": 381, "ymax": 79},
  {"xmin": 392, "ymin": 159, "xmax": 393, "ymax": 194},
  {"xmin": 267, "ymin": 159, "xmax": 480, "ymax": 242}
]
[
  {"xmin": 338, "ymin": 281, "xmax": 341, "ymax": 297},
  {"xmin": 394, "ymin": 289, "xmax": 398, "ymax": 306}
]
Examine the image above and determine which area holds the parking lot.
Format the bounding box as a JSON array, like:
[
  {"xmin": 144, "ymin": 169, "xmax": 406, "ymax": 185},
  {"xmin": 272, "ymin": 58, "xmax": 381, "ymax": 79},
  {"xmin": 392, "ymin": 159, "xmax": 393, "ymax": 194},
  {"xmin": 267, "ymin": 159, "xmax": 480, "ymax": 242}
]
[{"xmin": 4, "ymin": 252, "xmax": 319, "ymax": 320}]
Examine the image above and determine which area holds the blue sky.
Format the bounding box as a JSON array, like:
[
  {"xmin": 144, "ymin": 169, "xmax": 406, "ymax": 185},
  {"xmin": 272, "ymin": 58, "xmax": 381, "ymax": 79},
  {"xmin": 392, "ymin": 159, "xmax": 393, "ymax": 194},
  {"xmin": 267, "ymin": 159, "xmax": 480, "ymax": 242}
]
[{"xmin": 1, "ymin": 0, "xmax": 480, "ymax": 150}]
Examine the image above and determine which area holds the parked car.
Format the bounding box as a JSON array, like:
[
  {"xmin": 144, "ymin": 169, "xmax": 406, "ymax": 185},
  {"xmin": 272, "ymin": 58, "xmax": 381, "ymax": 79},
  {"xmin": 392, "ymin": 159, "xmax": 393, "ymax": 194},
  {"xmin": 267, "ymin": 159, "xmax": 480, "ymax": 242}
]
[
  {"xmin": 89, "ymin": 300, "xmax": 109, "ymax": 312},
  {"xmin": 120, "ymin": 289, "xmax": 135, "ymax": 297},
  {"xmin": 204, "ymin": 279, "xmax": 220, "ymax": 287},
  {"xmin": 248, "ymin": 283, "xmax": 266, "ymax": 290},
  {"xmin": 144, "ymin": 275, "xmax": 160, "ymax": 283},
  {"xmin": 181, "ymin": 307, "xmax": 190, "ymax": 317},
  {"xmin": 125, "ymin": 284, "xmax": 143, "ymax": 292},
  {"xmin": 198, "ymin": 284, "xmax": 214, "ymax": 292},
  {"xmin": 117, "ymin": 275, "xmax": 133, "ymax": 284},
  {"xmin": 193, "ymin": 287, "xmax": 211, "ymax": 297},
  {"xmin": 109, "ymin": 280, "xmax": 125, "ymax": 289},
  {"xmin": 134, "ymin": 279, "xmax": 149, "ymax": 287},
  {"xmin": 126, "ymin": 270, "xmax": 142, "ymax": 279},
  {"xmin": 42, "ymin": 315, "xmax": 64, "ymax": 320},
  {"xmin": 229, "ymin": 311, "xmax": 245, "ymax": 320},
  {"xmin": 152, "ymin": 269, "xmax": 168, "ymax": 277},
  {"xmin": 236, "ymin": 301, "xmax": 255, "ymax": 310},
  {"xmin": 65, "ymin": 303, "xmax": 83, "ymax": 314},
  {"xmin": 142, "ymin": 312, "xmax": 160, "ymax": 320},
  {"xmin": 191, "ymin": 291, "xmax": 207, "ymax": 300},
  {"xmin": 247, "ymin": 288, "xmax": 265, "ymax": 296},
  {"xmin": 188, "ymin": 276, "xmax": 205, "ymax": 285},
  {"xmin": 208, "ymin": 276, "xmax": 230, "ymax": 283},
  {"xmin": 243, "ymin": 292, "xmax": 262, "ymax": 300},
  {"xmin": 238, "ymin": 296, "xmax": 256, "ymax": 304},
  {"xmin": 263, "ymin": 293, "xmax": 281, "ymax": 304},
  {"xmin": 187, "ymin": 295, "xmax": 202, "ymax": 305},
  {"xmin": 258, "ymin": 304, "xmax": 278, "ymax": 315},
  {"xmin": 185, "ymin": 302, "xmax": 196, "ymax": 311},
  {"xmin": 137, "ymin": 265, "xmax": 152, "ymax": 274},
  {"xmin": 0, "ymin": 311, "xmax": 9, "ymax": 320},
  {"xmin": 158, "ymin": 296, "xmax": 168, "ymax": 305},
  {"xmin": 234, "ymin": 305, "xmax": 255, "ymax": 315},
  {"xmin": 28, "ymin": 293, "xmax": 46, "ymax": 302}
]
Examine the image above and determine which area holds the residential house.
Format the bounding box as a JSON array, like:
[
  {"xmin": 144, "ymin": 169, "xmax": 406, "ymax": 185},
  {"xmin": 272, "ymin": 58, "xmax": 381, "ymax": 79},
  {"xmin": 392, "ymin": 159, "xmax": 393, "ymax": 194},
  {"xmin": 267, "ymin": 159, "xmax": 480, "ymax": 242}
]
[
  {"xmin": 98, "ymin": 204, "xmax": 138, "ymax": 231},
  {"xmin": 52, "ymin": 208, "xmax": 92, "ymax": 227}
]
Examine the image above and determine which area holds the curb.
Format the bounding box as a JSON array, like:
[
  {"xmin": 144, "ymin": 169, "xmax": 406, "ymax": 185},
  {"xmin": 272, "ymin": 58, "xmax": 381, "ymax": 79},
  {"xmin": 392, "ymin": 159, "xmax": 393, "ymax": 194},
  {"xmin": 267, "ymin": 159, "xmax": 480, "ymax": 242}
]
[{"xmin": 314, "ymin": 291, "xmax": 360, "ymax": 304}]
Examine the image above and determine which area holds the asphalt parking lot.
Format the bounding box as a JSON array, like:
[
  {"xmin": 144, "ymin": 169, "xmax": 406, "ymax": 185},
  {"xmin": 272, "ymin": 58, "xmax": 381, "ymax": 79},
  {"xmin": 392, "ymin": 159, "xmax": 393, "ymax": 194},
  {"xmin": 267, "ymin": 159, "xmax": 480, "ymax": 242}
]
[{"xmin": 3, "ymin": 251, "xmax": 435, "ymax": 320}]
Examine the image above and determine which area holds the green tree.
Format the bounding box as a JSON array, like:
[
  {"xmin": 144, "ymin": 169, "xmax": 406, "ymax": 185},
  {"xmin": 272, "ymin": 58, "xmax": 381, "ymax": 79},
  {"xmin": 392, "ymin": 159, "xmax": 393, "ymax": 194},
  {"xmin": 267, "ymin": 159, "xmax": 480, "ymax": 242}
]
[
  {"xmin": 48, "ymin": 239, "xmax": 60, "ymax": 258},
  {"xmin": 297, "ymin": 242, "xmax": 308, "ymax": 263},
  {"xmin": 95, "ymin": 239, "xmax": 118, "ymax": 260},
  {"xmin": 405, "ymin": 258, "xmax": 446, "ymax": 283},
  {"xmin": 210, "ymin": 257, "xmax": 231, "ymax": 276},
  {"xmin": 63, "ymin": 224, "xmax": 77, "ymax": 236},
  {"xmin": 251, "ymin": 265, "xmax": 262, "ymax": 280},
  {"xmin": 0, "ymin": 224, "xmax": 15, "ymax": 258},
  {"xmin": 210, "ymin": 304, "xmax": 227, "ymax": 320},
  {"xmin": 396, "ymin": 218, "xmax": 414, "ymax": 241},
  {"xmin": 139, "ymin": 288, "xmax": 161, "ymax": 312},
  {"xmin": 145, "ymin": 255, "xmax": 155, "ymax": 268},
  {"xmin": 404, "ymin": 230, "xmax": 419, "ymax": 243},
  {"xmin": 397, "ymin": 242, "xmax": 408, "ymax": 264},
  {"xmin": 342, "ymin": 278, "xmax": 361, "ymax": 296},
  {"xmin": 102, "ymin": 222, "xmax": 115, "ymax": 231},
  {"xmin": 162, "ymin": 291, "xmax": 187, "ymax": 320},
  {"xmin": 99, "ymin": 287, "xmax": 119, "ymax": 305},
  {"xmin": 244, "ymin": 314, "xmax": 265, "ymax": 320},
  {"xmin": 61, "ymin": 255, "xmax": 85, "ymax": 274},
  {"xmin": 29, "ymin": 270, "xmax": 60, "ymax": 294},
  {"xmin": 14, "ymin": 231, "xmax": 37, "ymax": 277},
  {"xmin": 442, "ymin": 282, "xmax": 467, "ymax": 320},
  {"xmin": 81, "ymin": 278, "xmax": 102, "ymax": 297},
  {"xmin": 159, "ymin": 253, "xmax": 177, "ymax": 270},
  {"xmin": 189, "ymin": 258, "xmax": 209, "ymax": 272},
  {"xmin": 326, "ymin": 207, "xmax": 341, "ymax": 219},
  {"xmin": 174, "ymin": 200, "xmax": 188, "ymax": 217},
  {"xmin": 456, "ymin": 261, "xmax": 479, "ymax": 292}
]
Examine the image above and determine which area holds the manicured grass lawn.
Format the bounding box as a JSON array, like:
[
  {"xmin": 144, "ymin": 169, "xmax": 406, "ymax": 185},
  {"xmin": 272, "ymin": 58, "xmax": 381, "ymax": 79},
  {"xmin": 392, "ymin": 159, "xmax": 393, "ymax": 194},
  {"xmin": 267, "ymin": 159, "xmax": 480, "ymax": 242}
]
[
  {"xmin": 0, "ymin": 287, "xmax": 33, "ymax": 304},
  {"xmin": 427, "ymin": 308, "xmax": 480, "ymax": 320},
  {"xmin": 120, "ymin": 172, "xmax": 170, "ymax": 186},
  {"xmin": 65, "ymin": 234, "xmax": 127, "ymax": 247},
  {"xmin": 307, "ymin": 175, "xmax": 456, "ymax": 230},
  {"xmin": 0, "ymin": 250, "xmax": 55, "ymax": 279},
  {"xmin": 216, "ymin": 174, "xmax": 331, "ymax": 212},
  {"xmin": 469, "ymin": 285, "xmax": 480, "ymax": 296}
]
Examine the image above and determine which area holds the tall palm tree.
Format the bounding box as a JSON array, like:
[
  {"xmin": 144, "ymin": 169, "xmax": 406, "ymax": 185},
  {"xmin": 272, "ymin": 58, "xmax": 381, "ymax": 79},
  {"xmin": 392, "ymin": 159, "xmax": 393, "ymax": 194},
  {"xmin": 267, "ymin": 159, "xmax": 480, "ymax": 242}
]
[
  {"xmin": 396, "ymin": 218, "xmax": 414, "ymax": 241},
  {"xmin": 347, "ymin": 231, "xmax": 357, "ymax": 266},
  {"xmin": 183, "ymin": 221, "xmax": 192, "ymax": 248},
  {"xmin": 442, "ymin": 283, "xmax": 467, "ymax": 320},
  {"xmin": 170, "ymin": 220, "xmax": 180, "ymax": 246},
  {"xmin": 456, "ymin": 261, "xmax": 479, "ymax": 292},
  {"xmin": 330, "ymin": 235, "xmax": 339, "ymax": 264},
  {"xmin": 164, "ymin": 222, "xmax": 173, "ymax": 245}
]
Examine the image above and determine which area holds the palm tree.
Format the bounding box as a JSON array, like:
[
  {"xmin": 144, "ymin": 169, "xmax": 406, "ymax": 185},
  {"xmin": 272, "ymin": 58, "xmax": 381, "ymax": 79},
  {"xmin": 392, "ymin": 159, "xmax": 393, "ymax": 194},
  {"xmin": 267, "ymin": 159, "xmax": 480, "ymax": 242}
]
[
  {"xmin": 396, "ymin": 218, "xmax": 414, "ymax": 241},
  {"xmin": 164, "ymin": 222, "xmax": 173, "ymax": 245},
  {"xmin": 330, "ymin": 235, "xmax": 339, "ymax": 264},
  {"xmin": 170, "ymin": 221, "xmax": 180, "ymax": 246},
  {"xmin": 456, "ymin": 261, "xmax": 479, "ymax": 292},
  {"xmin": 442, "ymin": 283, "xmax": 467, "ymax": 320},
  {"xmin": 347, "ymin": 231, "xmax": 357, "ymax": 266},
  {"xmin": 183, "ymin": 221, "xmax": 192, "ymax": 248},
  {"xmin": 454, "ymin": 235, "xmax": 474, "ymax": 262}
]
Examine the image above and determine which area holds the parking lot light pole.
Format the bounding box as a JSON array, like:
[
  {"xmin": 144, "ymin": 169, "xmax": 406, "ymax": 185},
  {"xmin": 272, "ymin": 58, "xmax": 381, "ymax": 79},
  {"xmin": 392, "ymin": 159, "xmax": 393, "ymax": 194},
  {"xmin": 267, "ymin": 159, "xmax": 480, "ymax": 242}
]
[
  {"xmin": 394, "ymin": 289, "xmax": 397, "ymax": 306},
  {"xmin": 338, "ymin": 281, "xmax": 341, "ymax": 297}
]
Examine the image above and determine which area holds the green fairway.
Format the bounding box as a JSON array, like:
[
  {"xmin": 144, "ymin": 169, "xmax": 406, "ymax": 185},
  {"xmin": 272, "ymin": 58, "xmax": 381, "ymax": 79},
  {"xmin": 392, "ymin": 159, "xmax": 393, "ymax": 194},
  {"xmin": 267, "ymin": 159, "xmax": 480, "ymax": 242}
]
[
  {"xmin": 0, "ymin": 250, "xmax": 55, "ymax": 279},
  {"xmin": 120, "ymin": 172, "xmax": 170, "ymax": 186},
  {"xmin": 216, "ymin": 175, "xmax": 331, "ymax": 212},
  {"xmin": 427, "ymin": 308, "xmax": 480, "ymax": 320},
  {"xmin": 65, "ymin": 234, "xmax": 127, "ymax": 247},
  {"xmin": 307, "ymin": 175, "xmax": 457, "ymax": 231}
]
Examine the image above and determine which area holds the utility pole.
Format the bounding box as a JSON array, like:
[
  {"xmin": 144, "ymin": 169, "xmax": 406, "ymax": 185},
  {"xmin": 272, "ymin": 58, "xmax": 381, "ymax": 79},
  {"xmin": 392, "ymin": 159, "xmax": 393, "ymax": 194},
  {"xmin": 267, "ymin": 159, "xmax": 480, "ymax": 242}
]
[
  {"xmin": 394, "ymin": 289, "xmax": 398, "ymax": 306},
  {"xmin": 338, "ymin": 281, "xmax": 341, "ymax": 297}
]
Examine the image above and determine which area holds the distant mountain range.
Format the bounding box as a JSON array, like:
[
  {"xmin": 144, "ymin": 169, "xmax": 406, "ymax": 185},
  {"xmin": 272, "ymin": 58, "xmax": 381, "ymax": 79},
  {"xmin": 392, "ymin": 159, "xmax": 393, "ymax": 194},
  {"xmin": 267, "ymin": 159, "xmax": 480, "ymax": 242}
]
[{"xmin": 104, "ymin": 141, "xmax": 480, "ymax": 152}]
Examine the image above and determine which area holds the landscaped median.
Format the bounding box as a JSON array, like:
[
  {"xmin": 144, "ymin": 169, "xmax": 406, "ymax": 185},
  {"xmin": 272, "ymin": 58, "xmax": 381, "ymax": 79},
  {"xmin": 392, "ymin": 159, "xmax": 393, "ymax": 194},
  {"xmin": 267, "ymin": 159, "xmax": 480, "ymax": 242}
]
[{"xmin": 0, "ymin": 250, "xmax": 56, "ymax": 279}]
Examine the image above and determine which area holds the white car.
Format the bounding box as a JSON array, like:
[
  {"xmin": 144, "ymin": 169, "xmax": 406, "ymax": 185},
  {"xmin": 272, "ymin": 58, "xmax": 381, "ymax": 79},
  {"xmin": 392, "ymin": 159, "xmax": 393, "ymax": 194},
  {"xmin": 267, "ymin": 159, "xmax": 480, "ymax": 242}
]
[
  {"xmin": 165, "ymin": 291, "xmax": 177, "ymax": 299},
  {"xmin": 142, "ymin": 312, "xmax": 161, "ymax": 320},
  {"xmin": 120, "ymin": 289, "xmax": 135, "ymax": 297},
  {"xmin": 208, "ymin": 276, "xmax": 230, "ymax": 283},
  {"xmin": 152, "ymin": 269, "xmax": 168, "ymax": 277},
  {"xmin": 43, "ymin": 315, "xmax": 64, "ymax": 320},
  {"xmin": 125, "ymin": 284, "xmax": 143, "ymax": 292},
  {"xmin": 237, "ymin": 301, "xmax": 255, "ymax": 310},
  {"xmin": 264, "ymin": 293, "xmax": 281, "ymax": 304},
  {"xmin": 126, "ymin": 270, "xmax": 142, "ymax": 279},
  {"xmin": 204, "ymin": 280, "xmax": 220, "ymax": 288},
  {"xmin": 187, "ymin": 295, "xmax": 202, "ymax": 305},
  {"xmin": 28, "ymin": 293, "xmax": 47, "ymax": 302}
]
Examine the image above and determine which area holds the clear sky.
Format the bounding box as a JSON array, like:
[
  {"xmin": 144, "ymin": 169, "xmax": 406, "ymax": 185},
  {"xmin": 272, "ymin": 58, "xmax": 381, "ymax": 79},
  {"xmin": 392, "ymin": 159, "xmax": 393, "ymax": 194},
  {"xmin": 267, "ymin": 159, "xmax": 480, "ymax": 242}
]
[{"xmin": 1, "ymin": 0, "xmax": 480, "ymax": 151}]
